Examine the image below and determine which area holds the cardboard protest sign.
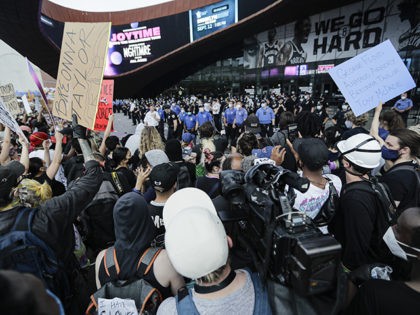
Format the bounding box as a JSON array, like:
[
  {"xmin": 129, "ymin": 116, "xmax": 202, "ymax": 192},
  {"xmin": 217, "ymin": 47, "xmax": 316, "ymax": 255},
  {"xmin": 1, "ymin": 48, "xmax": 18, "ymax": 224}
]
[
  {"xmin": 53, "ymin": 22, "xmax": 111, "ymax": 129},
  {"xmin": 0, "ymin": 83, "xmax": 20, "ymax": 116},
  {"xmin": 328, "ymin": 40, "xmax": 416, "ymax": 116},
  {"xmin": 94, "ymin": 80, "xmax": 114, "ymax": 131},
  {"xmin": 21, "ymin": 94, "xmax": 32, "ymax": 114},
  {"xmin": 0, "ymin": 98, "xmax": 24, "ymax": 138},
  {"xmin": 97, "ymin": 298, "xmax": 137, "ymax": 315}
]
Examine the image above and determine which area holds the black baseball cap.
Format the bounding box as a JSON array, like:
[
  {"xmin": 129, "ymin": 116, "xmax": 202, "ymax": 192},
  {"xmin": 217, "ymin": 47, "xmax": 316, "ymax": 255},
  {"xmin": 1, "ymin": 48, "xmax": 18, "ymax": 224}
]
[
  {"xmin": 149, "ymin": 162, "xmax": 180, "ymax": 192},
  {"xmin": 294, "ymin": 138, "xmax": 329, "ymax": 171},
  {"xmin": 245, "ymin": 114, "xmax": 261, "ymax": 133},
  {"xmin": 0, "ymin": 161, "xmax": 25, "ymax": 205}
]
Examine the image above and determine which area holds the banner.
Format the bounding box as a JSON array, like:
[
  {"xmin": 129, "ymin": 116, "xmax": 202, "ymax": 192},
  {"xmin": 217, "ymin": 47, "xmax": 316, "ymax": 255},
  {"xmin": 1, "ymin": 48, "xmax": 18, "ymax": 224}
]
[
  {"xmin": 246, "ymin": 0, "xmax": 420, "ymax": 69},
  {"xmin": 328, "ymin": 40, "xmax": 416, "ymax": 116},
  {"xmin": 53, "ymin": 22, "xmax": 111, "ymax": 129},
  {"xmin": 94, "ymin": 80, "xmax": 114, "ymax": 131},
  {"xmin": 0, "ymin": 98, "xmax": 24, "ymax": 138},
  {"xmin": 0, "ymin": 83, "xmax": 20, "ymax": 116}
]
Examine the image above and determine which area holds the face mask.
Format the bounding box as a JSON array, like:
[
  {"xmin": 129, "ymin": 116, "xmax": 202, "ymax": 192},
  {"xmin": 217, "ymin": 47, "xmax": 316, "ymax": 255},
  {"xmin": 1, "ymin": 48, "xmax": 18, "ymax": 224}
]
[
  {"xmin": 344, "ymin": 120, "xmax": 353, "ymax": 129},
  {"xmin": 236, "ymin": 105, "xmax": 241, "ymax": 110},
  {"xmin": 262, "ymin": 103, "xmax": 267, "ymax": 108},
  {"xmin": 305, "ymin": 95, "xmax": 310, "ymax": 100},
  {"xmin": 401, "ymin": 96, "xmax": 406, "ymax": 100},
  {"xmin": 383, "ymin": 227, "xmax": 420, "ymax": 260},
  {"xmin": 316, "ymin": 105, "xmax": 322, "ymax": 110},
  {"xmin": 381, "ymin": 146, "xmax": 400, "ymax": 161},
  {"xmin": 199, "ymin": 108, "xmax": 204, "ymax": 112},
  {"xmin": 342, "ymin": 105, "xmax": 349, "ymax": 111},
  {"xmin": 181, "ymin": 109, "xmax": 185, "ymax": 113},
  {"xmin": 229, "ymin": 104, "xmax": 233, "ymax": 108}
]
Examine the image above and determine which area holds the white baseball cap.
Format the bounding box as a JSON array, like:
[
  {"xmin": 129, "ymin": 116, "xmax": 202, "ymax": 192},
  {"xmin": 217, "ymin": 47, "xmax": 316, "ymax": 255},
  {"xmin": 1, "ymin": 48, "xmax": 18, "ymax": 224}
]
[{"xmin": 163, "ymin": 188, "xmax": 228, "ymax": 279}]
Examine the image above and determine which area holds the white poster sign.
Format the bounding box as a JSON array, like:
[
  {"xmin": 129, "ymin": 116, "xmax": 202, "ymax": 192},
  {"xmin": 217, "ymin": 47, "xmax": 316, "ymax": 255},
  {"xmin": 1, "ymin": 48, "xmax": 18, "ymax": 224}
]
[
  {"xmin": 0, "ymin": 98, "xmax": 24, "ymax": 138},
  {"xmin": 328, "ymin": 40, "xmax": 416, "ymax": 116},
  {"xmin": 97, "ymin": 298, "xmax": 138, "ymax": 315},
  {"xmin": 21, "ymin": 94, "xmax": 32, "ymax": 114}
]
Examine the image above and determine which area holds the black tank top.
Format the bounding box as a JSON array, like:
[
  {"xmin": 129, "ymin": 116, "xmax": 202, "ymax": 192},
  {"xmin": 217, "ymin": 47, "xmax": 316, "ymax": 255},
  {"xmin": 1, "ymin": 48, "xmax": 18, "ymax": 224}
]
[{"xmin": 98, "ymin": 250, "xmax": 172, "ymax": 299}]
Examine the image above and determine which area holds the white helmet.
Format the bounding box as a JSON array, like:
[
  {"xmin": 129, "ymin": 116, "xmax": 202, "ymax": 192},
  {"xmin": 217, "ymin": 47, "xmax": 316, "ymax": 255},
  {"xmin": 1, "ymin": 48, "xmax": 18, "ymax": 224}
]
[{"xmin": 337, "ymin": 134, "xmax": 381, "ymax": 169}]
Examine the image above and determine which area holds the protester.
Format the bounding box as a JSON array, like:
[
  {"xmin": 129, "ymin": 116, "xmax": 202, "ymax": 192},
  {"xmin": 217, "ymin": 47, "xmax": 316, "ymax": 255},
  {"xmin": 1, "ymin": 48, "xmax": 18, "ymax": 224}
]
[
  {"xmin": 392, "ymin": 92, "xmax": 413, "ymax": 125},
  {"xmin": 157, "ymin": 188, "xmax": 272, "ymax": 314}
]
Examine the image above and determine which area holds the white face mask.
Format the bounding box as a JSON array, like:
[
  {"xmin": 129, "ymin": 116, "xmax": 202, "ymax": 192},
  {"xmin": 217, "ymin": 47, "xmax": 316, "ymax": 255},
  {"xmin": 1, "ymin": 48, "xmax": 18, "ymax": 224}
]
[
  {"xmin": 316, "ymin": 105, "xmax": 322, "ymax": 110},
  {"xmin": 199, "ymin": 108, "xmax": 204, "ymax": 112},
  {"xmin": 383, "ymin": 226, "xmax": 420, "ymax": 261},
  {"xmin": 401, "ymin": 96, "xmax": 407, "ymax": 100},
  {"xmin": 262, "ymin": 103, "xmax": 267, "ymax": 108},
  {"xmin": 229, "ymin": 104, "xmax": 233, "ymax": 108},
  {"xmin": 236, "ymin": 105, "xmax": 241, "ymax": 110},
  {"xmin": 342, "ymin": 105, "xmax": 349, "ymax": 111},
  {"xmin": 345, "ymin": 120, "xmax": 353, "ymax": 129}
]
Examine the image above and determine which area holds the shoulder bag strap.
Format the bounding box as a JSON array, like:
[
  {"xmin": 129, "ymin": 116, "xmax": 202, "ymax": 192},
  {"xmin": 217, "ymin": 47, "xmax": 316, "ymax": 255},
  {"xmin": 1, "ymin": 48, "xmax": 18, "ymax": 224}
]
[
  {"xmin": 136, "ymin": 247, "xmax": 162, "ymax": 277},
  {"xmin": 103, "ymin": 247, "xmax": 119, "ymax": 279}
]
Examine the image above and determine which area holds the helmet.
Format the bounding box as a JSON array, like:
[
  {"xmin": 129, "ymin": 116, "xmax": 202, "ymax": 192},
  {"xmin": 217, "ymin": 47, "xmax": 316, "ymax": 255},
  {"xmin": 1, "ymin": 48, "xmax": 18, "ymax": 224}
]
[{"xmin": 337, "ymin": 134, "xmax": 381, "ymax": 169}]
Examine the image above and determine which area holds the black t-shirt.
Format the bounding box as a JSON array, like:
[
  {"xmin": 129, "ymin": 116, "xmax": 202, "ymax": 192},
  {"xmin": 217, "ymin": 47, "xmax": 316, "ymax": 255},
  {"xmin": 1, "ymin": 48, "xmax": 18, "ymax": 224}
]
[
  {"xmin": 345, "ymin": 280, "xmax": 420, "ymax": 315},
  {"xmin": 147, "ymin": 202, "xmax": 165, "ymax": 236},
  {"xmin": 380, "ymin": 161, "xmax": 418, "ymax": 215},
  {"xmin": 195, "ymin": 176, "xmax": 222, "ymax": 199},
  {"xmin": 329, "ymin": 181, "xmax": 389, "ymax": 270}
]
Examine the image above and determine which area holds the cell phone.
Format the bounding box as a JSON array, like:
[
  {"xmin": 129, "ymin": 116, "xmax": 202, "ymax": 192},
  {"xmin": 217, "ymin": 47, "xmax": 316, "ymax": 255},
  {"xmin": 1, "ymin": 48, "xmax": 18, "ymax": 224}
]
[
  {"xmin": 287, "ymin": 123, "xmax": 298, "ymax": 143},
  {"xmin": 182, "ymin": 147, "xmax": 192, "ymax": 159}
]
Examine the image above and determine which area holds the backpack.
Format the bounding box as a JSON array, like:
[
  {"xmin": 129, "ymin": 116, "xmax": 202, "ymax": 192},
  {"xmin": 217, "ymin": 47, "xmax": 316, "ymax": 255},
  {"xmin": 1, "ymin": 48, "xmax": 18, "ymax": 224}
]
[
  {"xmin": 175, "ymin": 270, "xmax": 272, "ymax": 315},
  {"xmin": 313, "ymin": 178, "xmax": 339, "ymax": 227},
  {"xmin": 386, "ymin": 163, "xmax": 420, "ymax": 206},
  {"xmin": 78, "ymin": 176, "xmax": 119, "ymax": 252},
  {"xmin": 86, "ymin": 247, "xmax": 163, "ymax": 315},
  {"xmin": 177, "ymin": 164, "xmax": 193, "ymax": 190},
  {"xmin": 344, "ymin": 177, "xmax": 397, "ymax": 225},
  {"xmin": 0, "ymin": 207, "xmax": 72, "ymax": 304}
]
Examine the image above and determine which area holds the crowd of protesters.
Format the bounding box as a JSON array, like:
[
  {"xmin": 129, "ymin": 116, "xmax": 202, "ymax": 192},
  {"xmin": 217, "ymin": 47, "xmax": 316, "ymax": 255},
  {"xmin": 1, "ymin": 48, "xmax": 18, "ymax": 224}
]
[{"xmin": 0, "ymin": 89, "xmax": 419, "ymax": 315}]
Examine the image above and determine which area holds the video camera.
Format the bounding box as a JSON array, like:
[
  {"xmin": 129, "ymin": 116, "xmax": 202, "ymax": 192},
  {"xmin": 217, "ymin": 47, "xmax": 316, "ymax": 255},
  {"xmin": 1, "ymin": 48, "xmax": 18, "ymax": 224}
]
[{"xmin": 220, "ymin": 163, "xmax": 341, "ymax": 296}]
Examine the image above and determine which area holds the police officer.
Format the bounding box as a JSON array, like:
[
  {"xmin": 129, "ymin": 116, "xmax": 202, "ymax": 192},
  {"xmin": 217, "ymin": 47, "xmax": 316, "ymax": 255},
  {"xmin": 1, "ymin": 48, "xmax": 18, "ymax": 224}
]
[
  {"xmin": 223, "ymin": 101, "xmax": 236, "ymax": 146},
  {"xmin": 164, "ymin": 105, "xmax": 179, "ymax": 140},
  {"xmin": 256, "ymin": 102, "xmax": 275, "ymax": 137},
  {"xmin": 233, "ymin": 101, "xmax": 248, "ymax": 136},
  {"xmin": 195, "ymin": 104, "xmax": 213, "ymax": 130},
  {"xmin": 184, "ymin": 106, "xmax": 197, "ymax": 134}
]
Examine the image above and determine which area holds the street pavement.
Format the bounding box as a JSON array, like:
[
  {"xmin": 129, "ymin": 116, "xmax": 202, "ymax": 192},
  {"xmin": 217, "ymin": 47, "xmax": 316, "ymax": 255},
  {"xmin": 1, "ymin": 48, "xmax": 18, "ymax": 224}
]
[{"xmin": 110, "ymin": 112, "xmax": 137, "ymax": 138}]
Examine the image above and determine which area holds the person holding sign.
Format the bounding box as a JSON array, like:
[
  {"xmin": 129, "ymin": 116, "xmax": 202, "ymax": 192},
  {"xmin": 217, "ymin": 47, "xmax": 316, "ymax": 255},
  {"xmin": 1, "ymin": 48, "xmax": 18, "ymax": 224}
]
[{"xmin": 392, "ymin": 92, "xmax": 413, "ymax": 126}]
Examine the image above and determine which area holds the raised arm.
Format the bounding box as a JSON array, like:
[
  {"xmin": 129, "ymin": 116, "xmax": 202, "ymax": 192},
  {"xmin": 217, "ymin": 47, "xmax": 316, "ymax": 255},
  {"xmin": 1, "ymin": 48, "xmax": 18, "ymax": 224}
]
[
  {"xmin": 99, "ymin": 114, "xmax": 114, "ymax": 156},
  {"xmin": 17, "ymin": 134, "xmax": 29, "ymax": 173},
  {"xmin": 46, "ymin": 131, "xmax": 63, "ymax": 180},
  {"xmin": 369, "ymin": 103, "xmax": 385, "ymax": 147},
  {"xmin": 0, "ymin": 127, "xmax": 11, "ymax": 165}
]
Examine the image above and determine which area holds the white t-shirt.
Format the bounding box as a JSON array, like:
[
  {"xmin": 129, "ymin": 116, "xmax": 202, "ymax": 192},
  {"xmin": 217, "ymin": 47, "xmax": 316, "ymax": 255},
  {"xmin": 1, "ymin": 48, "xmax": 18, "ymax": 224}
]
[
  {"xmin": 144, "ymin": 111, "xmax": 160, "ymax": 127},
  {"xmin": 212, "ymin": 102, "xmax": 221, "ymax": 115},
  {"xmin": 293, "ymin": 173, "xmax": 342, "ymax": 220},
  {"xmin": 29, "ymin": 149, "xmax": 67, "ymax": 187}
]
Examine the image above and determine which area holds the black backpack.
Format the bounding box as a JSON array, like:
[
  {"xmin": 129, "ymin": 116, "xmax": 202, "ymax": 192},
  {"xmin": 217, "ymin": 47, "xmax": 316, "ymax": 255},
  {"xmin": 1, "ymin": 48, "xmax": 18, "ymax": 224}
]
[
  {"xmin": 78, "ymin": 175, "xmax": 119, "ymax": 252},
  {"xmin": 344, "ymin": 177, "xmax": 397, "ymax": 225},
  {"xmin": 0, "ymin": 207, "xmax": 72, "ymax": 304},
  {"xmin": 86, "ymin": 247, "xmax": 163, "ymax": 315},
  {"xmin": 313, "ymin": 178, "xmax": 339, "ymax": 227}
]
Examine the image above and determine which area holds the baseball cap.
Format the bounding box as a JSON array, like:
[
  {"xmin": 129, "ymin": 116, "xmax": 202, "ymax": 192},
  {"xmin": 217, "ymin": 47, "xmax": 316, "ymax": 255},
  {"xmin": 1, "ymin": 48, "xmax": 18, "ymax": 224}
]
[
  {"xmin": 182, "ymin": 132, "xmax": 195, "ymax": 143},
  {"xmin": 145, "ymin": 149, "xmax": 169, "ymax": 167},
  {"xmin": 294, "ymin": 138, "xmax": 329, "ymax": 170},
  {"xmin": 149, "ymin": 163, "xmax": 180, "ymax": 192},
  {"xmin": 245, "ymin": 114, "xmax": 261, "ymax": 133},
  {"xmin": 0, "ymin": 161, "xmax": 25, "ymax": 202},
  {"xmin": 163, "ymin": 188, "xmax": 228, "ymax": 279},
  {"xmin": 252, "ymin": 146, "xmax": 273, "ymax": 159}
]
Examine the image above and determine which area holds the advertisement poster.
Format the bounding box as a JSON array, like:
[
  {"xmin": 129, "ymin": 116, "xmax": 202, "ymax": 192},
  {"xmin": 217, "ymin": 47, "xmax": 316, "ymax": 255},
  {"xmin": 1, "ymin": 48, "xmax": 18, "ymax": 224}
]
[
  {"xmin": 53, "ymin": 22, "xmax": 111, "ymax": 129},
  {"xmin": 104, "ymin": 14, "xmax": 189, "ymax": 76},
  {"xmin": 245, "ymin": 0, "xmax": 420, "ymax": 69},
  {"xmin": 189, "ymin": 0, "xmax": 238, "ymax": 42},
  {"xmin": 94, "ymin": 80, "xmax": 114, "ymax": 131},
  {"xmin": 329, "ymin": 40, "xmax": 415, "ymax": 116}
]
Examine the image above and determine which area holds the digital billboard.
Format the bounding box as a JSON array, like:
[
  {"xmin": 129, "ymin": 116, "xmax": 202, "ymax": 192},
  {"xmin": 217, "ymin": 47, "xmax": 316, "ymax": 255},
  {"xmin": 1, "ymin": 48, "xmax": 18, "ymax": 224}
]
[
  {"xmin": 105, "ymin": 14, "xmax": 189, "ymax": 76},
  {"xmin": 189, "ymin": 0, "xmax": 238, "ymax": 42}
]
